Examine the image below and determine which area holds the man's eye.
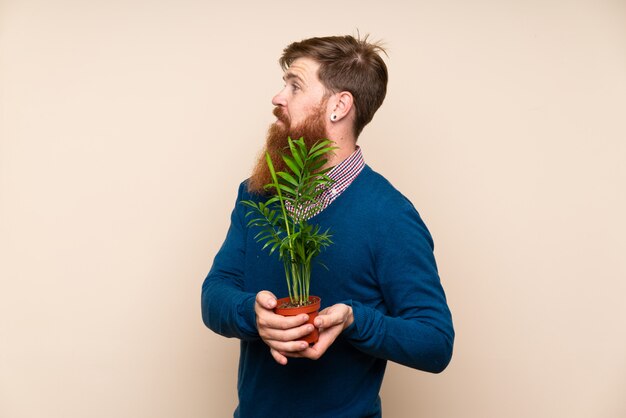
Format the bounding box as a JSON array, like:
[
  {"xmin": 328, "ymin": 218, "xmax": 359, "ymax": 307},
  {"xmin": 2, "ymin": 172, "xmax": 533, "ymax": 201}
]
[{"xmin": 291, "ymin": 84, "xmax": 300, "ymax": 92}]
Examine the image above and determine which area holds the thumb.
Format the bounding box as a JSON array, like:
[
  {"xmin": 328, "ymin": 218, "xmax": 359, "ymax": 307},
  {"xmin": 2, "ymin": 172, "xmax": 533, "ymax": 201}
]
[
  {"xmin": 314, "ymin": 307, "xmax": 342, "ymax": 328},
  {"xmin": 256, "ymin": 290, "xmax": 277, "ymax": 309}
]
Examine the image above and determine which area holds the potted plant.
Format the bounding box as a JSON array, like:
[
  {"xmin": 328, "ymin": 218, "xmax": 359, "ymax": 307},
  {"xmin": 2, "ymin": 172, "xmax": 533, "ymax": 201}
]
[{"xmin": 241, "ymin": 137, "xmax": 335, "ymax": 344}]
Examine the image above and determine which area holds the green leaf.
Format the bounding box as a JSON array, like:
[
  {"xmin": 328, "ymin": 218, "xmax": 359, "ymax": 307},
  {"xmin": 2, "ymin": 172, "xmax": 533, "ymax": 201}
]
[
  {"xmin": 308, "ymin": 139, "xmax": 335, "ymax": 154},
  {"xmin": 307, "ymin": 158, "xmax": 331, "ymax": 174},
  {"xmin": 276, "ymin": 184, "xmax": 298, "ymax": 197},
  {"xmin": 290, "ymin": 138, "xmax": 305, "ymax": 167},
  {"xmin": 284, "ymin": 157, "xmax": 303, "ymax": 181},
  {"xmin": 265, "ymin": 152, "xmax": 279, "ymax": 188},
  {"xmin": 308, "ymin": 147, "xmax": 335, "ymax": 162},
  {"xmin": 276, "ymin": 171, "xmax": 299, "ymax": 188}
]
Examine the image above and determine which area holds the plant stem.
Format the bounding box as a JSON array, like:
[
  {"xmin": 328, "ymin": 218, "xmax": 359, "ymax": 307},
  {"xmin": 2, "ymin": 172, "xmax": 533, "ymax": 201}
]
[
  {"xmin": 284, "ymin": 261, "xmax": 293, "ymax": 303},
  {"xmin": 266, "ymin": 152, "xmax": 298, "ymax": 303}
]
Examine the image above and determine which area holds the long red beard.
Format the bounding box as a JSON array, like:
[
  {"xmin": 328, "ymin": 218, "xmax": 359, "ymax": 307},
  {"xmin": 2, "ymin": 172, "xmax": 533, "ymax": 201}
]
[{"xmin": 248, "ymin": 104, "xmax": 329, "ymax": 194}]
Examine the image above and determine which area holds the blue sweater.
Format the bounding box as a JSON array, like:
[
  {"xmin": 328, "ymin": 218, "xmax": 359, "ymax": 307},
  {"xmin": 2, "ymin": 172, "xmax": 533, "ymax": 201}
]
[{"xmin": 202, "ymin": 165, "xmax": 454, "ymax": 418}]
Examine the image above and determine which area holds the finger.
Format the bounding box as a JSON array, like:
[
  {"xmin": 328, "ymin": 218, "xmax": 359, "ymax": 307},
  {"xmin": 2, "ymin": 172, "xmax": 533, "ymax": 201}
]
[
  {"xmin": 315, "ymin": 304, "xmax": 353, "ymax": 329},
  {"xmin": 270, "ymin": 348, "xmax": 288, "ymax": 365},
  {"xmin": 298, "ymin": 326, "xmax": 343, "ymax": 360},
  {"xmin": 262, "ymin": 323, "xmax": 315, "ymax": 342},
  {"xmin": 261, "ymin": 313, "xmax": 310, "ymax": 330},
  {"xmin": 267, "ymin": 339, "xmax": 310, "ymax": 354},
  {"xmin": 256, "ymin": 291, "xmax": 277, "ymax": 309},
  {"xmin": 314, "ymin": 310, "xmax": 343, "ymax": 329},
  {"xmin": 298, "ymin": 341, "xmax": 327, "ymax": 360}
]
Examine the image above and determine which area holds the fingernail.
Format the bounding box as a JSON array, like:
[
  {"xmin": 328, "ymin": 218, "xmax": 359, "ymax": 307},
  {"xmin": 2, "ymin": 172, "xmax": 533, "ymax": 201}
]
[{"xmin": 300, "ymin": 342, "xmax": 308, "ymax": 349}]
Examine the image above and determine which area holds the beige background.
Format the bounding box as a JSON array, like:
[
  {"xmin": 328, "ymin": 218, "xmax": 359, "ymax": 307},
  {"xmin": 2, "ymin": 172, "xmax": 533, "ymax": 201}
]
[{"xmin": 1, "ymin": 0, "xmax": 625, "ymax": 417}]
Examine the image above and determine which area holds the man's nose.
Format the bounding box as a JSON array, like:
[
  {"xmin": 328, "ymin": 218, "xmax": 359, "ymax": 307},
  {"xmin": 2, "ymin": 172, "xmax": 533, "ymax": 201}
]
[{"xmin": 272, "ymin": 89, "xmax": 287, "ymax": 107}]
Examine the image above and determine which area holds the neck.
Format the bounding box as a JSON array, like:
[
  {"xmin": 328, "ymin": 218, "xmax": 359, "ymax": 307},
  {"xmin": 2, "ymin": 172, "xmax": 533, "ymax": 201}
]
[
  {"xmin": 327, "ymin": 141, "xmax": 356, "ymax": 167},
  {"xmin": 325, "ymin": 125, "xmax": 357, "ymax": 167}
]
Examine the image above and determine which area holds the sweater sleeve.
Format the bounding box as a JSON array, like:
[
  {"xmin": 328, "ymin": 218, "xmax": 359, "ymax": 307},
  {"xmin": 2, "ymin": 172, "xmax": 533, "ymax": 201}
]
[
  {"xmin": 201, "ymin": 182, "xmax": 259, "ymax": 341},
  {"xmin": 342, "ymin": 199, "xmax": 454, "ymax": 373}
]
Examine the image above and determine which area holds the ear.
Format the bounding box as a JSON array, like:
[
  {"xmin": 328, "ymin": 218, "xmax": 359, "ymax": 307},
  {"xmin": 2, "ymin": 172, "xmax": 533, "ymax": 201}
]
[{"xmin": 328, "ymin": 91, "xmax": 354, "ymax": 122}]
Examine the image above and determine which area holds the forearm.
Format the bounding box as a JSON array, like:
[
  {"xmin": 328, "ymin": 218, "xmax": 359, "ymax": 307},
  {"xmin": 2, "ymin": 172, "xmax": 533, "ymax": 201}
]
[
  {"xmin": 201, "ymin": 182, "xmax": 260, "ymax": 341},
  {"xmin": 346, "ymin": 200, "xmax": 454, "ymax": 373},
  {"xmin": 201, "ymin": 273, "xmax": 258, "ymax": 340},
  {"xmin": 343, "ymin": 301, "xmax": 454, "ymax": 373}
]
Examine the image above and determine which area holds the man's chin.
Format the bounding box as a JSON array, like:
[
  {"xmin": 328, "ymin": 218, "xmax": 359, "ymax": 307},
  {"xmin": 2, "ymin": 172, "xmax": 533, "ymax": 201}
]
[{"xmin": 273, "ymin": 121, "xmax": 284, "ymax": 129}]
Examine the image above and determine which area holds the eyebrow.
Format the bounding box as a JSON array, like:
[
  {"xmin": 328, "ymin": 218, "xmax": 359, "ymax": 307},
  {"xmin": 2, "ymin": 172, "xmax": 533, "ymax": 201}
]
[{"xmin": 283, "ymin": 72, "xmax": 305, "ymax": 85}]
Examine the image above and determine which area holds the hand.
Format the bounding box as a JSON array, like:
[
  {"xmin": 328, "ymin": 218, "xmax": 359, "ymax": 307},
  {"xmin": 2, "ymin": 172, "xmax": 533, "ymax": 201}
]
[
  {"xmin": 286, "ymin": 303, "xmax": 354, "ymax": 361},
  {"xmin": 254, "ymin": 290, "xmax": 314, "ymax": 365}
]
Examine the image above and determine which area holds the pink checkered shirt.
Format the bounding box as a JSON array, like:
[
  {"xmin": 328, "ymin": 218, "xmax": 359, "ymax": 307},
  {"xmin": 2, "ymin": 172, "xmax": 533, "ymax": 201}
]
[{"xmin": 287, "ymin": 146, "xmax": 365, "ymax": 220}]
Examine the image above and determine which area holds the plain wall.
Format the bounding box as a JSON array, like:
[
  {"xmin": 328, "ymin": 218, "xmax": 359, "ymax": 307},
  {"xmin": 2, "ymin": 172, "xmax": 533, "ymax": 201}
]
[{"xmin": 1, "ymin": 1, "xmax": 625, "ymax": 417}]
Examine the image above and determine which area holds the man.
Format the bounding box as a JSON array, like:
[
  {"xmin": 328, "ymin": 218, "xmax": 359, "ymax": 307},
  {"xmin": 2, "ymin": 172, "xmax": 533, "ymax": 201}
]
[{"xmin": 202, "ymin": 35, "xmax": 454, "ymax": 417}]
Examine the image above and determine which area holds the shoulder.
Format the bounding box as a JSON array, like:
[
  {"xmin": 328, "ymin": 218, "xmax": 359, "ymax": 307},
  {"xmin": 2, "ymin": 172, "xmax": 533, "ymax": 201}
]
[
  {"xmin": 353, "ymin": 165, "xmax": 434, "ymax": 245},
  {"xmin": 352, "ymin": 165, "xmax": 417, "ymax": 213},
  {"xmin": 228, "ymin": 180, "xmax": 269, "ymax": 224},
  {"xmin": 235, "ymin": 179, "xmax": 267, "ymax": 203}
]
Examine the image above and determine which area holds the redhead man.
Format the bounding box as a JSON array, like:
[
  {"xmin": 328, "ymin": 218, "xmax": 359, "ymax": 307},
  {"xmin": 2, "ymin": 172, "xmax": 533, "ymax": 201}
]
[{"xmin": 202, "ymin": 35, "xmax": 454, "ymax": 418}]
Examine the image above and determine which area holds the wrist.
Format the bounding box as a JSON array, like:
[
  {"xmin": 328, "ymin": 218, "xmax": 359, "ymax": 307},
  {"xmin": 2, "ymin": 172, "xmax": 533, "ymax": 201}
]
[{"xmin": 345, "ymin": 305, "xmax": 354, "ymax": 329}]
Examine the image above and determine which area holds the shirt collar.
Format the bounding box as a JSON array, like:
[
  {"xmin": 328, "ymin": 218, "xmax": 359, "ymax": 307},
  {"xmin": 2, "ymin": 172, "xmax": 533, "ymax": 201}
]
[{"xmin": 327, "ymin": 146, "xmax": 365, "ymax": 184}]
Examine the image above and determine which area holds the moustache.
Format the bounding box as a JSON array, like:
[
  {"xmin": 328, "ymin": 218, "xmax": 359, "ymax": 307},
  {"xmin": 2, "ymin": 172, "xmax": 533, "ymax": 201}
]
[{"xmin": 273, "ymin": 107, "xmax": 289, "ymax": 124}]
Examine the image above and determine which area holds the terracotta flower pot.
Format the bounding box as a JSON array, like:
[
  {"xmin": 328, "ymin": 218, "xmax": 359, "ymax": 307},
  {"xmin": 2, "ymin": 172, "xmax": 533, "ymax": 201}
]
[{"xmin": 274, "ymin": 296, "xmax": 321, "ymax": 344}]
